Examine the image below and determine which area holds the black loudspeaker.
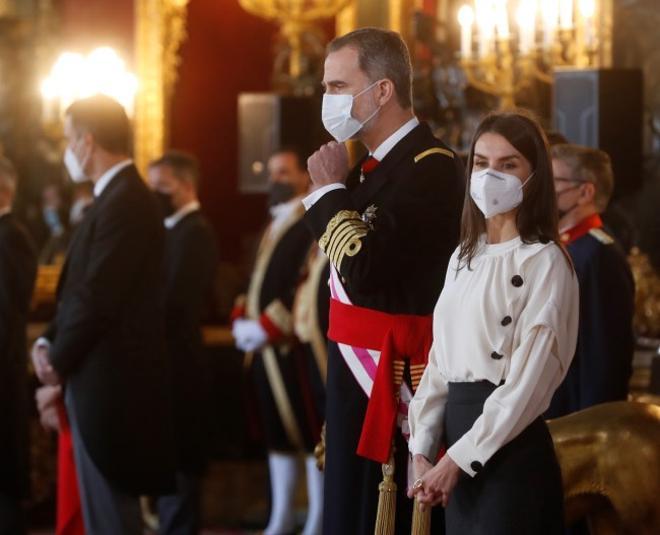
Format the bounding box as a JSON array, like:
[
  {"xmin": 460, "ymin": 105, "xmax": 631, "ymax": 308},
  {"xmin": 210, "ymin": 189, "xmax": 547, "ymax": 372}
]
[
  {"xmin": 238, "ymin": 93, "xmax": 329, "ymax": 193},
  {"xmin": 553, "ymin": 68, "xmax": 643, "ymax": 199}
]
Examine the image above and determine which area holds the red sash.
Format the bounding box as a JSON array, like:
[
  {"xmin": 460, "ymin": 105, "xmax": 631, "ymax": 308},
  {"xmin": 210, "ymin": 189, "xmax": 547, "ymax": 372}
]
[
  {"xmin": 56, "ymin": 402, "xmax": 85, "ymax": 535},
  {"xmin": 328, "ymin": 298, "xmax": 433, "ymax": 463}
]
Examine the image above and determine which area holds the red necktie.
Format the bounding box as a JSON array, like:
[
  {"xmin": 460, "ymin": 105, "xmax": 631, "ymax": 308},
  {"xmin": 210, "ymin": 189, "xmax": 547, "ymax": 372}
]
[{"xmin": 360, "ymin": 156, "xmax": 380, "ymax": 182}]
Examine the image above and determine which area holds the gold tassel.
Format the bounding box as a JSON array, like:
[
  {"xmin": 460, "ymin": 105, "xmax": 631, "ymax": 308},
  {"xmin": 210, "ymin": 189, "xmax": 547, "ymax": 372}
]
[
  {"xmin": 314, "ymin": 422, "xmax": 326, "ymax": 471},
  {"xmin": 374, "ymin": 450, "xmax": 396, "ymax": 535},
  {"xmin": 411, "ymin": 498, "xmax": 431, "ymax": 535}
]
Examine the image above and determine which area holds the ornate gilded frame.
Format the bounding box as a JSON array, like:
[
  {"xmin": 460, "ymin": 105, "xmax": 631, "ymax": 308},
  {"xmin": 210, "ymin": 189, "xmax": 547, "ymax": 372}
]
[{"xmin": 134, "ymin": 0, "xmax": 189, "ymax": 175}]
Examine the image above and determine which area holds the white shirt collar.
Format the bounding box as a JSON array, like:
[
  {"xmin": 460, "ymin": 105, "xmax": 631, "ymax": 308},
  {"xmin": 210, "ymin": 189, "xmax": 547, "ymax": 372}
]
[
  {"xmin": 164, "ymin": 200, "xmax": 201, "ymax": 229},
  {"xmin": 93, "ymin": 159, "xmax": 133, "ymax": 197},
  {"xmin": 371, "ymin": 116, "xmax": 419, "ymax": 161},
  {"xmin": 0, "ymin": 207, "xmax": 11, "ymax": 218},
  {"xmin": 268, "ymin": 195, "xmax": 304, "ymax": 235}
]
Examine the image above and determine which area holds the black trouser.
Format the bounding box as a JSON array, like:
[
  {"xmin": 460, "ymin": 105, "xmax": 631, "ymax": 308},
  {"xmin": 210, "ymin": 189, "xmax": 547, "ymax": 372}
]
[{"xmin": 443, "ymin": 381, "xmax": 563, "ymax": 535}]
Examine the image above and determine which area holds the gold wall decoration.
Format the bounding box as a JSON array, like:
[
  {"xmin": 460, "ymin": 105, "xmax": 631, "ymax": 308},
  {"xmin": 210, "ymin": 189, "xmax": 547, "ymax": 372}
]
[
  {"xmin": 238, "ymin": 0, "xmax": 352, "ymax": 76},
  {"xmin": 336, "ymin": 0, "xmax": 415, "ymax": 42},
  {"xmin": 134, "ymin": 0, "xmax": 190, "ymax": 175},
  {"xmin": 629, "ymin": 247, "xmax": 660, "ymax": 339}
]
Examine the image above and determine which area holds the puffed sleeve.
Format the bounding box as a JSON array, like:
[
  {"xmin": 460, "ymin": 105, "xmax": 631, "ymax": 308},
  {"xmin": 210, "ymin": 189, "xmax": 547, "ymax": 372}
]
[
  {"xmin": 446, "ymin": 245, "xmax": 579, "ymax": 477},
  {"xmin": 408, "ymin": 342, "xmax": 449, "ymax": 460}
]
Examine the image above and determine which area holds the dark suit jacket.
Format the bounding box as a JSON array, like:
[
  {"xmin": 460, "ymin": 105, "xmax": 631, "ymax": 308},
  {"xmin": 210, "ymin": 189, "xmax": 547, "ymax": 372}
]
[
  {"xmin": 163, "ymin": 210, "xmax": 218, "ymax": 474},
  {"xmin": 0, "ymin": 213, "xmax": 37, "ymax": 499},
  {"xmin": 44, "ymin": 164, "xmax": 176, "ymax": 495},
  {"xmin": 305, "ymin": 122, "xmax": 465, "ymax": 315}
]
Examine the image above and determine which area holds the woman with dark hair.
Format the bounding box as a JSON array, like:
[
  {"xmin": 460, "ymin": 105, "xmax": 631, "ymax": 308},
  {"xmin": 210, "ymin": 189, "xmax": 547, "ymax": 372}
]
[{"xmin": 408, "ymin": 110, "xmax": 579, "ymax": 534}]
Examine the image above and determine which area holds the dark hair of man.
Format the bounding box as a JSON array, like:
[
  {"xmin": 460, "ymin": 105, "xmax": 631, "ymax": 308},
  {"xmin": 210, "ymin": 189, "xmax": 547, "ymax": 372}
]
[
  {"xmin": 272, "ymin": 145, "xmax": 307, "ymax": 171},
  {"xmin": 458, "ymin": 110, "xmax": 571, "ymax": 270},
  {"xmin": 149, "ymin": 150, "xmax": 200, "ymax": 189},
  {"xmin": 550, "ymin": 143, "xmax": 614, "ymax": 212},
  {"xmin": 0, "ymin": 156, "xmax": 17, "ymax": 193},
  {"xmin": 327, "ymin": 27, "xmax": 413, "ymax": 109},
  {"xmin": 65, "ymin": 94, "xmax": 131, "ymax": 155},
  {"xmin": 545, "ymin": 130, "xmax": 569, "ymax": 146}
]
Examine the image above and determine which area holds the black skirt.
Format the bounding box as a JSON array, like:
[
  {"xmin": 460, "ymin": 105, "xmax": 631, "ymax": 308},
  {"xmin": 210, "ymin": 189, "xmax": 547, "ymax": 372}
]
[{"xmin": 442, "ymin": 381, "xmax": 564, "ymax": 535}]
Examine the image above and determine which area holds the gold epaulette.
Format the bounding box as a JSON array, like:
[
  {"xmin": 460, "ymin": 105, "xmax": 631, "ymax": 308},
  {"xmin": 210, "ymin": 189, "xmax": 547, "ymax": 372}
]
[
  {"xmin": 589, "ymin": 228, "xmax": 614, "ymax": 245},
  {"xmin": 319, "ymin": 210, "xmax": 369, "ymax": 270},
  {"xmin": 414, "ymin": 147, "xmax": 454, "ymax": 163}
]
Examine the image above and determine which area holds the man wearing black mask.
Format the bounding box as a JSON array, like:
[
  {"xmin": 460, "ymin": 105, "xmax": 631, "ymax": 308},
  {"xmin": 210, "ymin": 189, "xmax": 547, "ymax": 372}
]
[
  {"xmin": 148, "ymin": 151, "xmax": 218, "ymax": 535},
  {"xmin": 232, "ymin": 148, "xmax": 322, "ymax": 535}
]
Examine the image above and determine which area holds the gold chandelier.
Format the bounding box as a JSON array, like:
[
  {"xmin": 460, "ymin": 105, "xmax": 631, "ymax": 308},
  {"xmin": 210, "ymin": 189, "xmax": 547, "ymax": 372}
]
[
  {"xmin": 238, "ymin": 0, "xmax": 351, "ymax": 80},
  {"xmin": 457, "ymin": 0, "xmax": 612, "ymax": 108}
]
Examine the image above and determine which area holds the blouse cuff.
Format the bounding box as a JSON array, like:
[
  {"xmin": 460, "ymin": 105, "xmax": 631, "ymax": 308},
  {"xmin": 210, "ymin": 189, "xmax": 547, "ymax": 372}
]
[
  {"xmin": 446, "ymin": 433, "xmax": 484, "ymax": 478},
  {"xmin": 408, "ymin": 430, "xmax": 440, "ymax": 461}
]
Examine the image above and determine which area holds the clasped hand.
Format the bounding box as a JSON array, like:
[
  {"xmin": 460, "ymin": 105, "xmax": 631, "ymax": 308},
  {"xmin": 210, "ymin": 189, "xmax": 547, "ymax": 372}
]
[
  {"xmin": 408, "ymin": 453, "xmax": 462, "ymax": 509},
  {"xmin": 31, "ymin": 341, "xmax": 60, "ymax": 386},
  {"xmin": 307, "ymin": 141, "xmax": 349, "ymax": 187}
]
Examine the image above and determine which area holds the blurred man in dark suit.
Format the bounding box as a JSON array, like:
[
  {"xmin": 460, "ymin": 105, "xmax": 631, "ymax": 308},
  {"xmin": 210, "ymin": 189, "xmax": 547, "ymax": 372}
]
[
  {"xmin": 0, "ymin": 157, "xmax": 37, "ymax": 535},
  {"xmin": 31, "ymin": 94, "xmax": 176, "ymax": 534},
  {"xmin": 148, "ymin": 151, "xmax": 218, "ymax": 535}
]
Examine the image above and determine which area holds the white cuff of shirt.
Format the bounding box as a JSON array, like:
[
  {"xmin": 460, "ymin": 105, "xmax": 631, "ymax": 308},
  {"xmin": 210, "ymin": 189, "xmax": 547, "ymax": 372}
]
[
  {"xmin": 446, "ymin": 433, "xmax": 484, "ymax": 478},
  {"xmin": 36, "ymin": 337, "xmax": 51, "ymax": 349},
  {"xmin": 301, "ymin": 183, "xmax": 346, "ymax": 210},
  {"xmin": 408, "ymin": 432, "xmax": 440, "ymax": 462}
]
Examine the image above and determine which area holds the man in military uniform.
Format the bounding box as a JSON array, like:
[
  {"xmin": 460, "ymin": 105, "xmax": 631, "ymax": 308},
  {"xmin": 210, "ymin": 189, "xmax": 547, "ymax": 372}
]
[
  {"xmin": 292, "ymin": 245, "xmax": 330, "ymax": 533},
  {"xmin": 232, "ymin": 148, "xmax": 322, "ymax": 535},
  {"xmin": 546, "ymin": 144, "xmax": 635, "ymax": 418},
  {"xmin": 303, "ymin": 28, "xmax": 464, "ymax": 534}
]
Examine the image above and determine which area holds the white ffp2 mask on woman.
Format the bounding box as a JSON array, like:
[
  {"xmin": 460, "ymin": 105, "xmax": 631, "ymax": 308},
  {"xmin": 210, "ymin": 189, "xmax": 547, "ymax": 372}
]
[{"xmin": 470, "ymin": 168, "xmax": 534, "ymax": 219}]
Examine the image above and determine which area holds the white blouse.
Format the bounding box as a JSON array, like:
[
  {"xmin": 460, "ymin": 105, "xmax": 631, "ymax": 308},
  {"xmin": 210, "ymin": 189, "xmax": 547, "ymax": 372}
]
[{"xmin": 408, "ymin": 236, "xmax": 579, "ymax": 477}]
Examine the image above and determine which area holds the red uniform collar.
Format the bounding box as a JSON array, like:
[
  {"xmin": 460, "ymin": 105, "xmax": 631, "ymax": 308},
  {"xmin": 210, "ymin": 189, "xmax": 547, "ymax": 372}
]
[{"xmin": 560, "ymin": 213, "xmax": 603, "ymax": 245}]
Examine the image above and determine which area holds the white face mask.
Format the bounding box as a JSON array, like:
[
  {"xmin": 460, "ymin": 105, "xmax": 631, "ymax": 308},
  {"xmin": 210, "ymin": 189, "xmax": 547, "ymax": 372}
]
[
  {"xmin": 470, "ymin": 168, "xmax": 534, "ymax": 219},
  {"xmin": 64, "ymin": 146, "xmax": 88, "ymax": 184},
  {"xmin": 321, "ymin": 80, "xmax": 381, "ymax": 142}
]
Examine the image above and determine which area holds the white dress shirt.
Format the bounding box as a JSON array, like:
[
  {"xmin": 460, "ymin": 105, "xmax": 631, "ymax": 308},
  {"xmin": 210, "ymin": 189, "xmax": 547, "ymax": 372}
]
[
  {"xmin": 302, "ymin": 117, "xmax": 420, "ymax": 210},
  {"xmin": 164, "ymin": 200, "xmax": 201, "ymax": 229},
  {"xmin": 269, "ymin": 195, "xmax": 304, "ymax": 236},
  {"xmin": 408, "ymin": 236, "xmax": 579, "ymax": 477},
  {"xmin": 93, "ymin": 159, "xmax": 133, "ymax": 197}
]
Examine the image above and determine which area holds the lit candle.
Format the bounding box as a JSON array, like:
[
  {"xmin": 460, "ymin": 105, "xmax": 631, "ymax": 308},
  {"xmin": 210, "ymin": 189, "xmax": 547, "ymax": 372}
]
[
  {"xmin": 541, "ymin": 0, "xmax": 558, "ymax": 49},
  {"xmin": 579, "ymin": 0, "xmax": 596, "ymax": 48},
  {"xmin": 458, "ymin": 5, "xmax": 475, "ymax": 59},
  {"xmin": 516, "ymin": 0, "xmax": 537, "ymax": 55},
  {"xmin": 475, "ymin": 0, "xmax": 496, "ymax": 58},
  {"xmin": 495, "ymin": 0, "xmax": 510, "ymax": 39},
  {"xmin": 559, "ymin": 0, "xmax": 573, "ymax": 30}
]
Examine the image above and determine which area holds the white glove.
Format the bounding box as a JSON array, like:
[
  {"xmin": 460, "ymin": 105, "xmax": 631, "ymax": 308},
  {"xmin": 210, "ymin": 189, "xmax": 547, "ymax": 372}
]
[{"xmin": 232, "ymin": 319, "xmax": 268, "ymax": 352}]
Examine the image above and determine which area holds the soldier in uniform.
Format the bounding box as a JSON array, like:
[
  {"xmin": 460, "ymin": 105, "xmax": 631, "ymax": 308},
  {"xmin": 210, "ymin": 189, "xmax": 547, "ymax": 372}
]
[
  {"xmin": 303, "ymin": 28, "xmax": 464, "ymax": 534},
  {"xmin": 546, "ymin": 144, "xmax": 635, "ymax": 418},
  {"xmin": 291, "ymin": 245, "xmax": 330, "ymax": 534},
  {"xmin": 232, "ymin": 148, "xmax": 322, "ymax": 535}
]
